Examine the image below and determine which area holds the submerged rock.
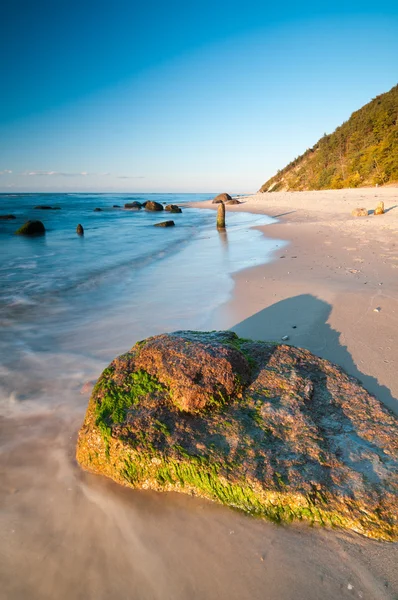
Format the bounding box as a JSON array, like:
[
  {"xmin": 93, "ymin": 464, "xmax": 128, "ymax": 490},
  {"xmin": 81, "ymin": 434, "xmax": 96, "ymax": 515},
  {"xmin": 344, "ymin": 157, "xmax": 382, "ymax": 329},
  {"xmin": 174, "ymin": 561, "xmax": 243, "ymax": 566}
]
[
  {"xmin": 0, "ymin": 214, "xmax": 16, "ymax": 220},
  {"xmin": 77, "ymin": 331, "xmax": 398, "ymax": 541},
  {"xmin": 145, "ymin": 201, "xmax": 164, "ymax": 212},
  {"xmin": 15, "ymin": 220, "xmax": 45, "ymax": 235},
  {"xmin": 212, "ymin": 193, "xmax": 232, "ymax": 204},
  {"xmin": 124, "ymin": 202, "xmax": 142, "ymax": 210},
  {"xmin": 33, "ymin": 205, "xmax": 61, "ymax": 210},
  {"xmin": 154, "ymin": 220, "xmax": 175, "ymax": 227},
  {"xmin": 352, "ymin": 208, "xmax": 368, "ymax": 217},
  {"xmin": 165, "ymin": 204, "xmax": 182, "ymax": 213},
  {"xmin": 94, "ymin": 208, "xmax": 103, "ymax": 212},
  {"xmin": 76, "ymin": 224, "xmax": 84, "ymax": 236}
]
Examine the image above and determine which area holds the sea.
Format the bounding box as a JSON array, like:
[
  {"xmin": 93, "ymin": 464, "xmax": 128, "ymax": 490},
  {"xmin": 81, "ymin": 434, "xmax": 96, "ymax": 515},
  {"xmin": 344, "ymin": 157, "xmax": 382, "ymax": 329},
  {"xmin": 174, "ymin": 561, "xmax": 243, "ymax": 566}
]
[{"xmin": 0, "ymin": 192, "xmax": 288, "ymax": 599}]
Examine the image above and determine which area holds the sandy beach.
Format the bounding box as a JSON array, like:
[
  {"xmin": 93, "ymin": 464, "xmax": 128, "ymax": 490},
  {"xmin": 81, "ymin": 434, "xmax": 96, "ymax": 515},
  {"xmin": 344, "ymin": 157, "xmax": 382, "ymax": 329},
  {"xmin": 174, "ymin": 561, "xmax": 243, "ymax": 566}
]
[
  {"xmin": 1, "ymin": 187, "xmax": 397, "ymax": 600},
  {"xmin": 194, "ymin": 187, "xmax": 398, "ymax": 416}
]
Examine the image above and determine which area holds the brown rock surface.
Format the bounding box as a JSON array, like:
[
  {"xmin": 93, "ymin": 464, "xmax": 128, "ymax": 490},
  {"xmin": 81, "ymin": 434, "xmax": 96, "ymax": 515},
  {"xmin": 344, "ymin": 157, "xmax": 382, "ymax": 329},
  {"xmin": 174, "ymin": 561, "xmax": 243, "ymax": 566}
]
[
  {"xmin": 154, "ymin": 220, "xmax": 175, "ymax": 228},
  {"xmin": 77, "ymin": 331, "xmax": 398, "ymax": 540},
  {"xmin": 352, "ymin": 207, "xmax": 368, "ymax": 217},
  {"xmin": 124, "ymin": 201, "xmax": 142, "ymax": 209},
  {"xmin": 212, "ymin": 193, "xmax": 232, "ymax": 204},
  {"xmin": 165, "ymin": 204, "xmax": 182, "ymax": 213},
  {"xmin": 145, "ymin": 201, "xmax": 164, "ymax": 211},
  {"xmin": 374, "ymin": 201, "xmax": 385, "ymax": 215},
  {"xmin": 15, "ymin": 220, "xmax": 46, "ymax": 235}
]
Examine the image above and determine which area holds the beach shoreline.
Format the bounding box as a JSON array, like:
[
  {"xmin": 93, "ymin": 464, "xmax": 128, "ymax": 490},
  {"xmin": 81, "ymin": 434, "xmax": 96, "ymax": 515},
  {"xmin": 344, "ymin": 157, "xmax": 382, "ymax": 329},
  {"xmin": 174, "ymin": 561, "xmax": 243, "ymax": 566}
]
[{"xmin": 191, "ymin": 186, "xmax": 398, "ymax": 415}]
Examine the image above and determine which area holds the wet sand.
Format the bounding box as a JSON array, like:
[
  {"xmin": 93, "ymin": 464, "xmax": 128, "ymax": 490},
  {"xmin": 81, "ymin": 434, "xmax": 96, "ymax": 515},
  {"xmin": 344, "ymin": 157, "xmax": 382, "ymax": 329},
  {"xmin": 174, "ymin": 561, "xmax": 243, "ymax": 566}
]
[
  {"xmin": 1, "ymin": 406, "xmax": 397, "ymax": 600},
  {"xmin": 1, "ymin": 186, "xmax": 398, "ymax": 599}
]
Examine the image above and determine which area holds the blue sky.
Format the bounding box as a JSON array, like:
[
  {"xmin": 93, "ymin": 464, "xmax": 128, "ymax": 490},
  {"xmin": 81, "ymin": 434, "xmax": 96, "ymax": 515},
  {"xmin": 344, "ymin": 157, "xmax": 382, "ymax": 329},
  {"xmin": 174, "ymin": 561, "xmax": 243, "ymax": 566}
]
[{"xmin": 0, "ymin": 0, "xmax": 397, "ymax": 193}]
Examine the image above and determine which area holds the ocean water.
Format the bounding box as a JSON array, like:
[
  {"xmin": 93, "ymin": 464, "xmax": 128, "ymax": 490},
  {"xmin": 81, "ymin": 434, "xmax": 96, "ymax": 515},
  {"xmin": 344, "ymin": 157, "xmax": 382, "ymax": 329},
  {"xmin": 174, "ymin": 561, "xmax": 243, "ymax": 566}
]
[
  {"xmin": 0, "ymin": 193, "xmax": 291, "ymax": 599},
  {"xmin": 0, "ymin": 193, "xmax": 285, "ymax": 386}
]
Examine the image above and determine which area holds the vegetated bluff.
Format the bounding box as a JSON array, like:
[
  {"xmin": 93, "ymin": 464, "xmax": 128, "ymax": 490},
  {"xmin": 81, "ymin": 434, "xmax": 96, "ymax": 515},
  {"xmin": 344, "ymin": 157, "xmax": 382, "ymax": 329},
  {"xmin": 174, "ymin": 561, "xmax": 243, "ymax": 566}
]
[
  {"xmin": 77, "ymin": 331, "xmax": 398, "ymax": 541},
  {"xmin": 260, "ymin": 83, "xmax": 398, "ymax": 192}
]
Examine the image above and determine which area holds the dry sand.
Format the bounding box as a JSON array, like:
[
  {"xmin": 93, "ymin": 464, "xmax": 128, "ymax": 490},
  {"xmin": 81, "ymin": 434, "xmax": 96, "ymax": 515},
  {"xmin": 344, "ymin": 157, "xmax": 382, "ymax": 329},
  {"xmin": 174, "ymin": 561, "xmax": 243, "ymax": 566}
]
[{"xmin": 195, "ymin": 187, "xmax": 398, "ymax": 415}]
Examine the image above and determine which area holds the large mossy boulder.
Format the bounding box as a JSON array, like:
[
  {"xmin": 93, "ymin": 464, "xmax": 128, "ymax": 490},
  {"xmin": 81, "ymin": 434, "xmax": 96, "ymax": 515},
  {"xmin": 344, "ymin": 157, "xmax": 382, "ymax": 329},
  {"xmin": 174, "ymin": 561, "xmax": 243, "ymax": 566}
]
[
  {"xmin": 15, "ymin": 220, "xmax": 45, "ymax": 235},
  {"xmin": 145, "ymin": 201, "xmax": 164, "ymax": 212},
  {"xmin": 77, "ymin": 331, "xmax": 398, "ymax": 541},
  {"xmin": 212, "ymin": 193, "xmax": 232, "ymax": 204}
]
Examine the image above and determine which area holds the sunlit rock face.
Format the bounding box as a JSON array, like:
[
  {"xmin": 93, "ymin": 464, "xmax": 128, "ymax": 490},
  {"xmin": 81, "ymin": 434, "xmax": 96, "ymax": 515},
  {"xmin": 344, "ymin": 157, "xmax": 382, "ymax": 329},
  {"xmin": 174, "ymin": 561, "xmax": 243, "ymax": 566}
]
[{"xmin": 77, "ymin": 330, "xmax": 398, "ymax": 541}]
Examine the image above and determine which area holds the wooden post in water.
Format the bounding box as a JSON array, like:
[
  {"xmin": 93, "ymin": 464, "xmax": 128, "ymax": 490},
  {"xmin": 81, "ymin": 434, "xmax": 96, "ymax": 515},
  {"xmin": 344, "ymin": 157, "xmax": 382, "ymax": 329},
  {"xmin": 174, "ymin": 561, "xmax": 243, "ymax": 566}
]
[{"xmin": 217, "ymin": 201, "xmax": 226, "ymax": 229}]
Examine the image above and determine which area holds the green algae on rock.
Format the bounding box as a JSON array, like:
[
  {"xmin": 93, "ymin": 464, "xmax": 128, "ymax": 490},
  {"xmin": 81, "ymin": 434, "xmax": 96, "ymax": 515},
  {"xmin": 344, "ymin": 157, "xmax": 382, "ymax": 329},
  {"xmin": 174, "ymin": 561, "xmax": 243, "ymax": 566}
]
[{"xmin": 76, "ymin": 331, "xmax": 398, "ymax": 541}]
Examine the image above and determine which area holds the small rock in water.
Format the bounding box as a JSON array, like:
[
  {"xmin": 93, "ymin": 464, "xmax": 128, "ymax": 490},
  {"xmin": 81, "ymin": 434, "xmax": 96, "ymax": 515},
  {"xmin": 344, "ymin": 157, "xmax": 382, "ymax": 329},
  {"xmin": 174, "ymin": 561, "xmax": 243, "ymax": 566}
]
[
  {"xmin": 94, "ymin": 207, "xmax": 102, "ymax": 212},
  {"xmin": 124, "ymin": 202, "xmax": 142, "ymax": 210},
  {"xmin": 165, "ymin": 204, "xmax": 182, "ymax": 213},
  {"xmin": 15, "ymin": 220, "xmax": 45, "ymax": 235},
  {"xmin": 145, "ymin": 201, "xmax": 164, "ymax": 212},
  {"xmin": 0, "ymin": 214, "xmax": 16, "ymax": 220},
  {"xmin": 76, "ymin": 224, "xmax": 84, "ymax": 236},
  {"xmin": 281, "ymin": 335, "xmax": 289, "ymax": 341},
  {"xmin": 34, "ymin": 205, "xmax": 61, "ymax": 210},
  {"xmin": 154, "ymin": 220, "xmax": 175, "ymax": 227}
]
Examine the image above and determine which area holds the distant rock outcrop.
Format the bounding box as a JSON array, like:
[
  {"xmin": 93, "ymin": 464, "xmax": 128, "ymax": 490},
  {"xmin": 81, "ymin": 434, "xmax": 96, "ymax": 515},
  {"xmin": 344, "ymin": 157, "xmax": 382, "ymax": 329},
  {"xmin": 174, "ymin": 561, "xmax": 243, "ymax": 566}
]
[
  {"xmin": 165, "ymin": 204, "xmax": 182, "ymax": 213},
  {"xmin": 0, "ymin": 214, "xmax": 16, "ymax": 220},
  {"xmin": 145, "ymin": 201, "xmax": 164, "ymax": 212},
  {"xmin": 77, "ymin": 330, "xmax": 398, "ymax": 541},
  {"xmin": 15, "ymin": 220, "xmax": 46, "ymax": 235},
  {"xmin": 124, "ymin": 202, "xmax": 142, "ymax": 210},
  {"xmin": 154, "ymin": 220, "xmax": 175, "ymax": 227},
  {"xmin": 212, "ymin": 193, "xmax": 232, "ymax": 204}
]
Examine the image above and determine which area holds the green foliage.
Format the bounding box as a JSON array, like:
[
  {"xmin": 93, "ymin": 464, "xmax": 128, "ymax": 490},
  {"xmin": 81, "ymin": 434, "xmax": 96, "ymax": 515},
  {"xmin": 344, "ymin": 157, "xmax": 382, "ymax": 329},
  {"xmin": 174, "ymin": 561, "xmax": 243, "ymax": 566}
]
[{"xmin": 260, "ymin": 84, "xmax": 398, "ymax": 191}]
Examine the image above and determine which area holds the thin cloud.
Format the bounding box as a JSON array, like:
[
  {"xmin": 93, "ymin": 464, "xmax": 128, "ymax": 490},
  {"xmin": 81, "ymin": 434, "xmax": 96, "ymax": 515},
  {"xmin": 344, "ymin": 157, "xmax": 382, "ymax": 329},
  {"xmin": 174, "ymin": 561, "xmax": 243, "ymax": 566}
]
[
  {"xmin": 20, "ymin": 170, "xmax": 144, "ymax": 179},
  {"xmin": 0, "ymin": 170, "xmax": 12, "ymax": 175},
  {"xmin": 25, "ymin": 171, "xmax": 88, "ymax": 177}
]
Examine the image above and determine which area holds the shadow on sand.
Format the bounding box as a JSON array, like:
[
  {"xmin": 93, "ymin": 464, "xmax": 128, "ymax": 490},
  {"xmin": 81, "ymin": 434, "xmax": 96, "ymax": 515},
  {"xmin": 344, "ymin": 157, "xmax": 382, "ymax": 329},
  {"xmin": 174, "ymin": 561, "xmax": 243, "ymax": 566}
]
[{"xmin": 231, "ymin": 293, "xmax": 397, "ymax": 414}]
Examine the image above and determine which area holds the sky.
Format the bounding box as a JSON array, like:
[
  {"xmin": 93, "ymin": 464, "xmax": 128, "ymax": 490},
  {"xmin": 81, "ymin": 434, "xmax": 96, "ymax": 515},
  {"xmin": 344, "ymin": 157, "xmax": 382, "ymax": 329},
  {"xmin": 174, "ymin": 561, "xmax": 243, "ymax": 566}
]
[{"xmin": 0, "ymin": 0, "xmax": 397, "ymax": 193}]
